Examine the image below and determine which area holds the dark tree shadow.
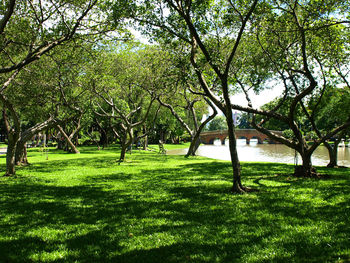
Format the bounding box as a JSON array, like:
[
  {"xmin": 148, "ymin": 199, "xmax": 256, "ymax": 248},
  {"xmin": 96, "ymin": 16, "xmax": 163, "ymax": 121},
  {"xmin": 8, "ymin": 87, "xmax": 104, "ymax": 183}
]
[{"xmin": 0, "ymin": 151, "xmax": 349, "ymax": 262}]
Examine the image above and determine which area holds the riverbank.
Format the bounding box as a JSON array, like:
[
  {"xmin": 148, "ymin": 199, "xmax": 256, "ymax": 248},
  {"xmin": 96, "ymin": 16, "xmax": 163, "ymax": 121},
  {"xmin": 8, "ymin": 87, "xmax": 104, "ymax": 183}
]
[
  {"xmin": 167, "ymin": 142, "xmax": 350, "ymax": 167},
  {"xmin": 0, "ymin": 146, "xmax": 349, "ymax": 262}
]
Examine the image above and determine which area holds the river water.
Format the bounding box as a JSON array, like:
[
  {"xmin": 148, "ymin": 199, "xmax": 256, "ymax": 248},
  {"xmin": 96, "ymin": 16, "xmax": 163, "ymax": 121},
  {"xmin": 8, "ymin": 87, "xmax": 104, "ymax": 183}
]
[{"xmin": 167, "ymin": 139, "xmax": 350, "ymax": 166}]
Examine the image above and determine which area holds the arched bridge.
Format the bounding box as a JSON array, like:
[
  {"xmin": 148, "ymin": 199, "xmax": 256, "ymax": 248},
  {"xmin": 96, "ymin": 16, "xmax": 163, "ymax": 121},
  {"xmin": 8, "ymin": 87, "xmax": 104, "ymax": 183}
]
[{"xmin": 200, "ymin": 129, "xmax": 283, "ymax": 145}]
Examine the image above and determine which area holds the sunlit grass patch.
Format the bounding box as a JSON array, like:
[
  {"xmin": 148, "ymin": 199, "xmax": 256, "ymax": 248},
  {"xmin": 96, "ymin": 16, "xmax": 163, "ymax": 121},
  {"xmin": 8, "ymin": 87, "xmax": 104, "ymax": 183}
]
[{"xmin": 0, "ymin": 146, "xmax": 349, "ymax": 262}]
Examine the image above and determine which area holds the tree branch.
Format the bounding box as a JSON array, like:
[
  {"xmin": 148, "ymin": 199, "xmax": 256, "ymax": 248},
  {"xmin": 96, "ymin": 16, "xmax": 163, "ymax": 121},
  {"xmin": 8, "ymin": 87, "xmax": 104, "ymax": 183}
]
[{"xmin": 0, "ymin": 0, "xmax": 16, "ymax": 34}]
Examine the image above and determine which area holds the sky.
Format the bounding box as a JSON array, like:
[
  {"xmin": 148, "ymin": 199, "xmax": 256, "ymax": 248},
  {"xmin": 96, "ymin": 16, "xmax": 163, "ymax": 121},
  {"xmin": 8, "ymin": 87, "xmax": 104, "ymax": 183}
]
[{"xmin": 231, "ymin": 85, "xmax": 283, "ymax": 109}]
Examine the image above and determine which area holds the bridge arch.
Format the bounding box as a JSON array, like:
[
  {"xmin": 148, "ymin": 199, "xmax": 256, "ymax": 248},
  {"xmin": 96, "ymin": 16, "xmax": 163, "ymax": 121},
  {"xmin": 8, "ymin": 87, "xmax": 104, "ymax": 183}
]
[
  {"xmin": 250, "ymin": 136, "xmax": 263, "ymax": 144},
  {"xmin": 200, "ymin": 129, "xmax": 282, "ymax": 145},
  {"xmin": 208, "ymin": 137, "xmax": 224, "ymax": 145}
]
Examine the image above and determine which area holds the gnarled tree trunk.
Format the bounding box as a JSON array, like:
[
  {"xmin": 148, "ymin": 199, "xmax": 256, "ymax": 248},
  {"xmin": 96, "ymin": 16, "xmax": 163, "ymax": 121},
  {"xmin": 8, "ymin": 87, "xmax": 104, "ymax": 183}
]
[
  {"xmin": 15, "ymin": 140, "xmax": 28, "ymax": 165},
  {"xmin": 186, "ymin": 136, "xmax": 201, "ymax": 157},
  {"xmin": 3, "ymin": 106, "xmax": 20, "ymax": 176},
  {"xmin": 294, "ymin": 151, "xmax": 316, "ymax": 177},
  {"xmin": 5, "ymin": 130, "xmax": 19, "ymax": 176},
  {"xmin": 324, "ymin": 142, "xmax": 339, "ymax": 168},
  {"xmin": 119, "ymin": 132, "xmax": 133, "ymax": 162}
]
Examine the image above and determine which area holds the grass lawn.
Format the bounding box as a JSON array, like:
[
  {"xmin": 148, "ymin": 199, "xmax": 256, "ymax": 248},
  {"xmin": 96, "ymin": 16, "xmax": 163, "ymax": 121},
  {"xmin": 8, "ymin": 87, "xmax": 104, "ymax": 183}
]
[
  {"xmin": 0, "ymin": 145, "xmax": 349, "ymax": 262},
  {"xmin": 147, "ymin": 142, "xmax": 192, "ymax": 152}
]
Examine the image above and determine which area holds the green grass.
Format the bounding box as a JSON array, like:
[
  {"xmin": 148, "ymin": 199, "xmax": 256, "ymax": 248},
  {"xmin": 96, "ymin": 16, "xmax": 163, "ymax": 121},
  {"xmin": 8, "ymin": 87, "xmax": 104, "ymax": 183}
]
[
  {"xmin": 0, "ymin": 146, "xmax": 349, "ymax": 262},
  {"xmin": 147, "ymin": 142, "xmax": 191, "ymax": 151}
]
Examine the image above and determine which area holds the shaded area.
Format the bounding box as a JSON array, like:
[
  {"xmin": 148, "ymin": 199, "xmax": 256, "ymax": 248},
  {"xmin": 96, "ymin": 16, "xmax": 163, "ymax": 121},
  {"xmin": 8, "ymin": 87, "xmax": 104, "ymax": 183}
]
[{"xmin": 0, "ymin": 149, "xmax": 349, "ymax": 262}]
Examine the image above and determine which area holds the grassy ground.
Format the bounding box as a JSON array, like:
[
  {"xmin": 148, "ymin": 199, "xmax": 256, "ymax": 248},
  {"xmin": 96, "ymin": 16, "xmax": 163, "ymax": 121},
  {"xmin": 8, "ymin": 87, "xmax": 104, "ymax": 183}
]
[
  {"xmin": 147, "ymin": 142, "xmax": 191, "ymax": 152},
  {"xmin": 0, "ymin": 146, "xmax": 349, "ymax": 262}
]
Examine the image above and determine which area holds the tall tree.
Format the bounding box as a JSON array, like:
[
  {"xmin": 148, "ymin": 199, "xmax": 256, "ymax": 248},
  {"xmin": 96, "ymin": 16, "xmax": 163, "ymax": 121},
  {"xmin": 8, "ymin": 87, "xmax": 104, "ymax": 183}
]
[
  {"xmin": 158, "ymin": 93, "xmax": 217, "ymax": 157},
  {"xmin": 125, "ymin": 0, "xmax": 261, "ymax": 193}
]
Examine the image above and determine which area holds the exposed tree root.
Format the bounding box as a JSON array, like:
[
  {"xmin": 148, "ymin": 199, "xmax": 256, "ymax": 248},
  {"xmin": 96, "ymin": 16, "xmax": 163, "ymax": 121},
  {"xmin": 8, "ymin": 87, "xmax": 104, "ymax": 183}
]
[
  {"xmin": 293, "ymin": 166, "xmax": 331, "ymax": 179},
  {"xmin": 231, "ymin": 184, "xmax": 259, "ymax": 194},
  {"xmin": 16, "ymin": 162, "xmax": 30, "ymax": 166},
  {"xmin": 116, "ymin": 159, "xmax": 124, "ymax": 165},
  {"xmin": 293, "ymin": 166, "xmax": 317, "ymax": 178},
  {"xmin": 327, "ymin": 164, "xmax": 348, "ymax": 169}
]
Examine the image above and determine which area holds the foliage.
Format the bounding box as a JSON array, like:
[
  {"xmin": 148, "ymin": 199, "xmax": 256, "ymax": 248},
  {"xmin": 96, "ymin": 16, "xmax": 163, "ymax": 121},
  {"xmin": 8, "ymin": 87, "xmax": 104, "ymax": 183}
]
[
  {"xmin": 257, "ymin": 96, "xmax": 304, "ymax": 131},
  {"xmin": 206, "ymin": 115, "xmax": 227, "ymax": 131},
  {"xmin": 237, "ymin": 113, "xmax": 252, "ymax": 129},
  {"xmin": 314, "ymin": 88, "xmax": 350, "ymax": 133}
]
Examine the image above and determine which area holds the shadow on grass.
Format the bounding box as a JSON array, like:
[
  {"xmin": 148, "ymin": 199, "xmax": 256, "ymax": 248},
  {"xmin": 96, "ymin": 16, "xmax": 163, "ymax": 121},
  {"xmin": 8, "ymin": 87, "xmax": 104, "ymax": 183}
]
[{"xmin": 0, "ymin": 153, "xmax": 350, "ymax": 262}]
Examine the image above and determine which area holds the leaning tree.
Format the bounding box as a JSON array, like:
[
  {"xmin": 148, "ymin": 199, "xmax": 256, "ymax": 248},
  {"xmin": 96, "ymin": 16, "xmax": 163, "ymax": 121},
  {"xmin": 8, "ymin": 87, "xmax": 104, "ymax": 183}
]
[
  {"xmin": 154, "ymin": 45, "xmax": 217, "ymax": 156},
  {"xmin": 231, "ymin": 0, "xmax": 350, "ymax": 176}
]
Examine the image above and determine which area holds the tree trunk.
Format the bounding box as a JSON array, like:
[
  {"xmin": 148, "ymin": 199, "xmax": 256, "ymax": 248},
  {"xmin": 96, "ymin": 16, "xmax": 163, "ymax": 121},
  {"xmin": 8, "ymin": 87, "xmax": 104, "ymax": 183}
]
[
  {"xmin": 325, "ymin": 141, "xmax": 340, "ymax": 168},
  {"xmin": 118, "ymin": 132, "xmax": 132, "ymax": 162},
  {"xmin": 119, "ymin": 144, "xmax": 127, "ymax": 162},
  {"xmin": 15, "ymin": 139, "xmax": 28, "ymax": 165},
  {"xmin": 142, "ymin": 123, "xmax": 148, "ymax": 150},
  {"xmin": 186, "ymin": 135, "xmax": 202, "ymax": 157},
  {"xmin": 186, "ymin": 98, "xmax": 217, "ymax": 157},
  {"xmin": 5, "ymin": 131, "xmax": 19, "ymax": 176},
  {"xmin": 185, "ymin": 135, "xmax": 195, "ymax": 157},
  {"xmin": 222, "ymin": 103, "xmax": 244, "ymax": 193},
  {"xmin": 143, "ymin": 135, "xmax": 148, "ymax": 150},
  {"xmin": 221, "ymin": 81, "xmax": 245, "ymax": 193},
  {"xmin": 187, "ymin": 137, "xmax": 200, "ymax": 157},
  {"xmin": 294, "ymin": 153, "xmax": 316, "ymax": 177},
  {"xmin": 227, "ymin": 123, "xmax": 244, "ymax": 193},
  {"xmin": 57, "ymin": 125, "xmax": 80, "ymax": 154},
  {"xmin": 119, "ymin": 139, "xmax": 132, "ymax": 162}
]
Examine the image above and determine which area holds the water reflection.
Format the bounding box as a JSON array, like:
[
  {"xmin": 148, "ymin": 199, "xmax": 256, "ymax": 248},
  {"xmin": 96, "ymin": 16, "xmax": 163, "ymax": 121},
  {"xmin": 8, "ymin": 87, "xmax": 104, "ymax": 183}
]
[{"xmin": 168, "ymin": 139, "xmax": 350, "ymax": 166}]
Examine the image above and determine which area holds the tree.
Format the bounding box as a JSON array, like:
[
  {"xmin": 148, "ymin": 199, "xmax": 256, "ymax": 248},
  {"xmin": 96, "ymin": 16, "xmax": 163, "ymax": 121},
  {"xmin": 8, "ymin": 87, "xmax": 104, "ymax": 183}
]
[
  {"xmin": 3, "ymin": 41, "xmax": 96, "ymax": 166},
  {"xmin": 158, "ymin": 93, "xmax": 217, "ymax": 156},
  {"xmin": 0, "ymin": 0, "xmax": 134, "ymax": 175},
  {"xmin": 233, "ymin": 0, "xmax": 350, "ymax": 177},
  {"xmin": 147, "ymin": 105, "xmax": 185, "ymax": 145},
  {"xmin": 0, "ymin": 0, "xmax": 103, "ymax": 175},
  {"xmin": 154, "ymin": 46, "xmax": 217, "ymax": 156},
  {"xmin": 237, "ymin": 113, "xmax": 252, "ymax": 129},
  {"xmin": 314, "ymin": 88, "xmax": 350, "ymax": 167},
  {"xmin": 126, "ymin": 0, "xmax": 261, "ymax": 193},
  {"xmin": 90, "ymin": 44, "xmax": 161, "ymax": 162}
]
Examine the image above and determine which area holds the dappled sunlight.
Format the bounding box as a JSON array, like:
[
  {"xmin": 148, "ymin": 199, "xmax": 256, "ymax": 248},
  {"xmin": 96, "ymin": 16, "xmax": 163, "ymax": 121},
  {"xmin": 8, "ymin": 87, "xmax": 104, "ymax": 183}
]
[{"xmin": 0, "ymin": 147, "xmax": 350, "ymax": 262}]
